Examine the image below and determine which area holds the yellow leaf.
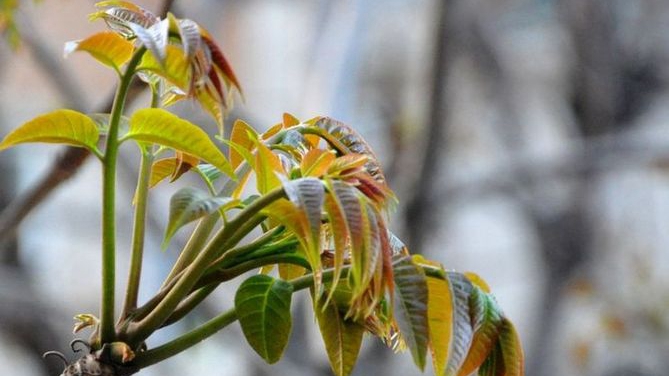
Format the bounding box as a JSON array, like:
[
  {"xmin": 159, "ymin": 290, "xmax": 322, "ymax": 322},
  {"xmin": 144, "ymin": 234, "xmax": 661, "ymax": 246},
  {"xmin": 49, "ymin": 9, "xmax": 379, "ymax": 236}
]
[
  {"xmin": 301, "ymin": 149, "xmax": 336, "ymax": 177},
  {"xmin": 229, "ymin": 119, "xmax": 258, "ymax": 169},
  {"xmin": 138, "ymin": 44, "xmax": 191, "ymax": 91},
  {"xmin": 149, "ymin": 158, "xmax": 178, "ymax": 188},
  {"xmin": 262, "ymin": 122, "xmax": 283, "ymax": 140},
  {"xmin": 278, "ymin": 263, "xmax": 306, "ymax": 280},
  {"xmin": 254, "ymin": 141, "xmax": 285, "ymax": 194},
  {"xmin": 0, "ymin": 109, "xmax": 100, "ymax": 154},
  {"xmin": 426, "ymin": 276, "xmax": 453, "ymax": 376},
  {"xmin": 464, "ymin": 272, "xmax": 491, "ymax": 293},
  {"xmin": 65, "ymin": 31, "xmax": 134, "ymax": 72},
  {"xmin": 124, "ymin": 108, "xmax": 234, "ymax": 178},
  {"xmin": 282, "ymin": 113, "xmax": 300, "ymax": 127}
]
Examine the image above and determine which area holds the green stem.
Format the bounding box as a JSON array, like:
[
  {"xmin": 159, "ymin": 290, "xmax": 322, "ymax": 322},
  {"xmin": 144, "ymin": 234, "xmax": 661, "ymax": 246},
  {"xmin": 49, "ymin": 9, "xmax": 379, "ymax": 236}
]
[
  {"xmin": 100, "ymin": 47, "xmax": 146, "ymax": 344},
  {"xmin": 133, "ymin": 267, "xmax": 349, "ymax": 369},
  {"xmin": 121, "ymin": 147, "xmax": 154, "ymax": 317},
  {"xmin": 161, "ymin": 163, "xmax": 252, "ymax": 288},
  {"xmin": 163, "ymin": 252, "xmax": 308, "ymax": 328},
  {"xmin": 125, "ymin": 187, "xmax": 286, "ymax": 344}
]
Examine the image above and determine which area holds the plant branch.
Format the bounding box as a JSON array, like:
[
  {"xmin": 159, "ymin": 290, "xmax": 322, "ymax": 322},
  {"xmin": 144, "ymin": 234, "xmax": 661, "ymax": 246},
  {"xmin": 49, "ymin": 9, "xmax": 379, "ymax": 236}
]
[
  {"xmin": 126, "ymin": 187, "xmax": 286, "ymax": 344},
  {"xmin": 161, "ymin": 163, "xmax": 253, "ymax": 287},
  {"xmin": 100, "ymin": 47, "xmax": 146, "ymax": 344},
  {"xmin": 133, "ymin": 266, "xmax": 350, "ymax": 369},
  {"xmin": 121, "ymin": 146, "xmax": 154, "ymax": 317},
  {"xmin": 163, "ymin": 251, "xmax": 308, "ymax": 328}
]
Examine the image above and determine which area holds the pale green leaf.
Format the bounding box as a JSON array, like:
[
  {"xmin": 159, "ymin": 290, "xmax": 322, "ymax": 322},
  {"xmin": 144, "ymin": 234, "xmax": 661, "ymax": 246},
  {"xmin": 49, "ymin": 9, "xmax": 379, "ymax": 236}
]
[
  {"xmin": 196, "ymin": 163, "xmax": 223, "ymax": 185},
  {"xmin": 392, "ymin": 255, "xmax": 429, "ymax": 371},
  {"xmin": 125, "ymin": 108, "xmax": 234, "ymax": 178},
  {"xmin": 163, "ymin": 187, "xmax": 234, "ymax": 248},
  {"xmin": 64, "ymin": 31, "xmax": 134, "ymax": 72},
  {"xmin": 235, "ymin": 275, "xmax": 294, "ymax": 364},
  {"xmin": 0, "ymin": 109, "xmax": 100, "ymax": 154},
  {"xmin": 316, "ymin": 297, "xmax": 365, "ymax": 376}
]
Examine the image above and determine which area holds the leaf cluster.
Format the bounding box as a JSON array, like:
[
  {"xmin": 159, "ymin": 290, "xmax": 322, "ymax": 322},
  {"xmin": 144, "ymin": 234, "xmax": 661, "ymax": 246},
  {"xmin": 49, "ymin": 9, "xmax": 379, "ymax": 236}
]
[{"xmin": 0, "ymin": 2, "xmax": 524, "ymax": 375}]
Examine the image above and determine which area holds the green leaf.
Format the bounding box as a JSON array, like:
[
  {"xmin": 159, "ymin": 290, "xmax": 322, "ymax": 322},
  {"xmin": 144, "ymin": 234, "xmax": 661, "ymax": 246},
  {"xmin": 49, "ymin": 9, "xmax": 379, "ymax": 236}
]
[
  {"xmin": 163, "ymin": 187, "xmax": 234, "ymax": 248},
  {"xmin": 426, "ymin": 275, "xmax": 453, "ymax": 376},
  {"xmin": 316, "ymin": 297, "xmax": 365, "ymax": 376},
  {"xmin": 235, "ymin": 275, "xmax": 294, "ymax": 364},
  {"xmin": 0, "ymin": 109, "xmax": 100, "ymax": 154},
  {"xmin": 64, "ymin": 31, "xmax": 134, "ymax": 72},
  {"xmin": 478, "ymin": 318, "xmax": 524, "ymax": 376},
  {"xmin": 125, "ymin": 108, "xmax": 234, "ymax": 178},
  {"xmin": 392, "ymin": 256, "xmax": 429, "ymax": 371},
  {"xmin": 444, "ymin": 272, "xmax": 474, "ymax": 376},
  {"xmin": 196, "ymin": 163, "xmax": 223, "ymax": 185},
  {"xmin": 499, "ymin": 318, "xmax": 524, "ymax": 376},
  {"xmin": 457, "ymin": 287, "xmax": 503, "ymax": 376}
]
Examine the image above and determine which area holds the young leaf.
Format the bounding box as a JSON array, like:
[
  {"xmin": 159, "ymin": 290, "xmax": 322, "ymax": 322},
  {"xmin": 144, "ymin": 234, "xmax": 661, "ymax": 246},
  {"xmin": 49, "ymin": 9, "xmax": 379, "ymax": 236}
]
[
  {"xmin": 125, "ymin": 108, "xmax": 234, "ymax": 178},
  {"xmin": 200, "ymin": 33, "xmax": 242, "ymax": 93},
  {"xmin": 129, "ymin": 19, "xmax": 169, "ymax": 63},
  {"xmin": 229, "ymin": 119, "xmax": 258, "ymax": 168},
  {"xmin": 235, "ymin": 275, "xmax": 294, "ymax": 364},
  {"xmin": 322, "ymin": 193, "xmax": 349, "ymax": 302},
  {"xmin": 444, "ymin": 272, "xmax": 475, "ymax": 376},
  {"xmin": 328, "ymin": 182, "xmax": 364, "ymax": 293},
  {"xmin": 392, "ymin": 256, "xmax": 429, "ymax": 371},
  {"xmin": 254, "ymin": 141, "xmax": 285, "ymax": 194},
  {"xmin": 138, "ymin": 44, "xmax": 191, "ymax": 91},
  {"xmin": 426, "ymin": 274, "xmax": 453, "ymax": 376},
  {"xmin": 196, "ymin": 163, "xmax": 223, "ymax": 185},
  {"xmin": 90, "ymin": 1, "xmax": 159, "ymax": 38},
  {"xmin": 301, "ymin": 149, "xmax": 336, "ymax": 178},
  {"xmin": 64, "ymin": 31, "xmax": 134, "ymax": 72},
  {"xmin": 149, "ymin": 158, "xmax": 178, "ymax": 188},
  {"xmin": 162, "ymin": 187, "xmax": 235, "ymax": 248},
  {"xmin": 282, "ymin": 178, "xmax": 325, "ymax": 284},
  {"xmin": 0, "ymin": 109, "xmax": 100, "ymax": 154},
  {"xmin": 457, "ymin": 287, "xmax": 503, "ymax": 376},
  {"xmin": 316, "ymin": 297, "xmax": 366, "ymax": 376},
  {"xmin": 499, "ymin": 318, "xmax": 524, "ymax": 376}
]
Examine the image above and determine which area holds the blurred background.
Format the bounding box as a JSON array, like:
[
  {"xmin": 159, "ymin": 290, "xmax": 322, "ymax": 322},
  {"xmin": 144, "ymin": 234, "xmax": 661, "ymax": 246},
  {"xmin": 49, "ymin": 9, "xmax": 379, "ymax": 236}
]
[{"xmin": 1, "ymin": 0, "xmax": 669, "ymax": 375}]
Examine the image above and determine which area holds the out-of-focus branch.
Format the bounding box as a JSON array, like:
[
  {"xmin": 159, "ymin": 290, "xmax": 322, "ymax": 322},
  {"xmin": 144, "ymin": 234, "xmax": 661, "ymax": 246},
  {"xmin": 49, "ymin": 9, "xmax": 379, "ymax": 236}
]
[
  {"xmin": 436, "ymin": 129, "xmax": 669, "ymax": 201},
  {"xmin": 404, "ymin": 0, "xmax": 454, "ymax": 254},
  {"xmin": 0, "ymin": 0, "xmax": 176, "ymax": 245}
]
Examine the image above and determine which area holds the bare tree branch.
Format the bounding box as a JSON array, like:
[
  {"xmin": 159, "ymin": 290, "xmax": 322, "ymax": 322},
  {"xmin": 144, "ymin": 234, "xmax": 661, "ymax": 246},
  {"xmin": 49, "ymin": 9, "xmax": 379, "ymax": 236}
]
[{"xmin": 404, "ymin": 0, "xmax": 454, "ymax": 254}]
